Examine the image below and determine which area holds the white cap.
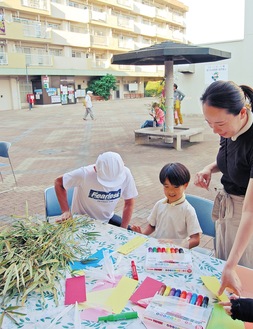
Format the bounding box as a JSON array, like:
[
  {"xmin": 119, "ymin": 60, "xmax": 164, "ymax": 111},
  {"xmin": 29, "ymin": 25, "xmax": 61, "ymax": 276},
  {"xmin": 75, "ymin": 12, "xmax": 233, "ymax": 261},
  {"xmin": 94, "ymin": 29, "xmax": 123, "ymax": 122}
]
[
  {"xmin": 87, "ymin": 90, "xmax": 93, "ymax": 94},
  {"xmin": 96, "ymin": 152, "xmax": 126, "ymax": 187}
]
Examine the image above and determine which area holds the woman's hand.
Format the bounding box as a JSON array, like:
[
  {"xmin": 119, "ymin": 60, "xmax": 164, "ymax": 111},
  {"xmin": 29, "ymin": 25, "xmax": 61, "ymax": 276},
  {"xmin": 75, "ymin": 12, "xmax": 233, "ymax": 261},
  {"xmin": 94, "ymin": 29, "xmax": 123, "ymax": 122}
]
[
  {"xmin": 194, "ymin": 169, "xmax": 212, "ymax": 190},
  {"xmin": 218, "ymin": 265, "xmax": 242, "ymax": 296},
  {"xmin": 219, "ymin": 294, "xmax": 238, "ymax": 317},
  {"xmin": 219, "ymin": 300, "xmax": 233, "ymax": 316}
]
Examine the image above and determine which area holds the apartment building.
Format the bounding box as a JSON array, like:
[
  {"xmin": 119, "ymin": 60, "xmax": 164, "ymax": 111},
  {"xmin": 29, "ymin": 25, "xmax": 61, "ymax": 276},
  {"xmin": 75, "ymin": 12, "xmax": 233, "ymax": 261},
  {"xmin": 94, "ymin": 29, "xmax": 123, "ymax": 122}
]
[{"xmin": 0, "ymin": 0, "xmax": 188, "ymax": 110}]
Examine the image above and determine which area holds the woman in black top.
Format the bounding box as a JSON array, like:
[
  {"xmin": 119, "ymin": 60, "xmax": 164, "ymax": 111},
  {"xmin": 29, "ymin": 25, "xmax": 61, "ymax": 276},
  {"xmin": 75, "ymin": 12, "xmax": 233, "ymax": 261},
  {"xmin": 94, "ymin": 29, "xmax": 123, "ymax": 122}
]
[{"xmin": 194, "ymin": 81, "xmax": 253, "ymax": 297}]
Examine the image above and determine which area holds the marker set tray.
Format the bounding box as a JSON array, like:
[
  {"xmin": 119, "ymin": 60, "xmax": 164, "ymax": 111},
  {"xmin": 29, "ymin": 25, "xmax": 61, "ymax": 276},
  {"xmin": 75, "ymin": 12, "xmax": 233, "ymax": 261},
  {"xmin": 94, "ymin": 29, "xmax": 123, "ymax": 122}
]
[
  {"xmin": 145, "ymin": 246, "xmax": 193, "ymax": 273},
  {"xmin": 143, "ymin": 294, "xmax": 213, "ymax": 329}
]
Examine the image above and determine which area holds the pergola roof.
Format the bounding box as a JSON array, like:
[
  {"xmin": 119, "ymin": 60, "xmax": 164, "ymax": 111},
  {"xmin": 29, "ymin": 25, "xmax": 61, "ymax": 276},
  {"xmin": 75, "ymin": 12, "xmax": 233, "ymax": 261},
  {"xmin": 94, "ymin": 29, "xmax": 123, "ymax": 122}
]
[{"xmin": 111, "ymin": 41, "xmax": 231, "ymax": 66}]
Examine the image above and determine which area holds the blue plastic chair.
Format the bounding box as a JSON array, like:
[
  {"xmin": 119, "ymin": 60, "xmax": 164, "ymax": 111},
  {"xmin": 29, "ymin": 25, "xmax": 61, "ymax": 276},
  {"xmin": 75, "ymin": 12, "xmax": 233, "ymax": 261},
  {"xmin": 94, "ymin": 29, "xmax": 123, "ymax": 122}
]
[
  {"xmin": 44, "ymin": 186, "xmax": 74, "ymax": 221},
  {"xmin": 0, "ymin": 141, "xmax": 18, "ymax": 186},
  {"xmin": 185, "ymin": 194, "xmax": 215, "ymax": 255}
]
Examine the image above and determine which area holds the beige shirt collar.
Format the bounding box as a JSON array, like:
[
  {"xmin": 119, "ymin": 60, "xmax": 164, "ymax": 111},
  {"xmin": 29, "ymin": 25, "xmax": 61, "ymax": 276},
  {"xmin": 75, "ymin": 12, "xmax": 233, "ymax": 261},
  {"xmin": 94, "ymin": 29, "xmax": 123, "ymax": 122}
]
[
  {"xmin": 232, "ymin": 109, "xmax": 253, "ymax": 141},
  {"xmin": 162, "ymin": 193, "xmax": 186, "ymax": 206}
]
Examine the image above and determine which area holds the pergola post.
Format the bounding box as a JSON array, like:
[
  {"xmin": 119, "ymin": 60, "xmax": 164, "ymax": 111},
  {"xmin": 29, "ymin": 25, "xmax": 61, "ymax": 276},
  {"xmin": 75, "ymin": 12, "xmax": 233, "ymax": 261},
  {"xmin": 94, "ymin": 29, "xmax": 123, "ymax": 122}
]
[{"xmin": 164, "ymin": 60, "xmax": 174, "ymax": 133}]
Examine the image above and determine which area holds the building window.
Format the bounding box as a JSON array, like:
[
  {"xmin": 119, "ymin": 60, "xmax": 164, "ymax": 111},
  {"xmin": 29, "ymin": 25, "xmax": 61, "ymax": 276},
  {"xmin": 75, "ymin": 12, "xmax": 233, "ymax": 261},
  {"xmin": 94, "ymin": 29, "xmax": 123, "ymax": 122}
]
[
  {"xmin": 49, "ymin": 48, "xmax": 62, "ymax": 56},
  {"xmin": 72, "ymin": 50, "xmax": 82, "ymax": 58}
]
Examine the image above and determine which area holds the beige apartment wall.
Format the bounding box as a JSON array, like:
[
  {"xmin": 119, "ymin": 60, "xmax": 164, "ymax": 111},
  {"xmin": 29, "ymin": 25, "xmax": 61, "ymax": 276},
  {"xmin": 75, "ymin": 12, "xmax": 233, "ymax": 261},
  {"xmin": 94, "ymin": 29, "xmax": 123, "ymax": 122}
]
[
  {"xmin": 0, "ymin": 0, "xmax": 188, "ymax": 109},
  {"xmin": 175, "ymin": 0, "xmax": 251, "ymax": 116}
]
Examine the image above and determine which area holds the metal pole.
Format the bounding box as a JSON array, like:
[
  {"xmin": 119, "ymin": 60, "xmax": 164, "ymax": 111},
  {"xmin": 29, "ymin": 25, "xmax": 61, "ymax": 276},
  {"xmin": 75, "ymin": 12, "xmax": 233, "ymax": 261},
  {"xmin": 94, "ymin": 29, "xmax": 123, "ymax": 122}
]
[
  {"xmin": 26, "ymin": 64, "xmax": 29, "ymax": 85},
  {"xmin": 164, "ymin": 60, "xmax": 174, "ymax": 133}
]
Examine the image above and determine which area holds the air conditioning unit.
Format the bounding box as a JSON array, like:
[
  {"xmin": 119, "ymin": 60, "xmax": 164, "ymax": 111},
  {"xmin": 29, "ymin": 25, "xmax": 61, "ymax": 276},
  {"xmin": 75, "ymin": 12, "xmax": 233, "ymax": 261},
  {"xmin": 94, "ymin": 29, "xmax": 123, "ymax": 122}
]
[{"xmin": 177, "ymin": 64, "xmax": 195, "ymax": 74}]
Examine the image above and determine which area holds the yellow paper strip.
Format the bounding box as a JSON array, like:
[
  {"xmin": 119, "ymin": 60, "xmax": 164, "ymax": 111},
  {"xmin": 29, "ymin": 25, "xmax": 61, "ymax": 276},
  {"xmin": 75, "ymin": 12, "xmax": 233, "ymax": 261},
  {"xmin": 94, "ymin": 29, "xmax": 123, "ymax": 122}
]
[
  {"xmin": 78, "ymin": 288, "xmax": 114, "ymax": 311},
  {"xmin": 117, "ymin": 236, "xmax": 148, "ymax": 255},
  {"xmin": 201, "ymin": 276, "xmax": 229, "ymax": 302},
  {"xmin": 105, "ymin": 276, "xmax": 138, "ymax": 313}
]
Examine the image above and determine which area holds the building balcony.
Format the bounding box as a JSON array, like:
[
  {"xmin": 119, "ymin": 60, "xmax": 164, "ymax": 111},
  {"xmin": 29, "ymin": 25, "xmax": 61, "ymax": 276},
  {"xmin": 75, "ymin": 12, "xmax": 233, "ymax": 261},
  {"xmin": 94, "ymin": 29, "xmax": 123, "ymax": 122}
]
[
  {"xmin": 134, "ymin": 23, "xmax": 156, "ymax": 37},
  {"xmin": 51, "ymin": 2, "xmax": 89, "ymax": 23},
  {"xmin": 21, "ymin": 0, "xmax": 50, "ymax": 11},
  {"xmin": 51, "ymin": 29, "xmax": 90, "ymax": 47},
  {"xmin": 90, "ymin": 34, "xmax": 108, "ymax": 47},
  {"xmin": 156, "ymin": 26, "xmax": 173, "ymax": 39},
  {"xmin": 86, "ymin": 0, "xmax": 133, "ymax": 11},
  {"xmin": 92, "ymin": 59, "xmax": 110, "ymax": 68},
  {"xmin": 4, "ymin": 21, "xmax": 51, "ymax": 42},
  {"xmin": 156, "ymin": 7, "xmax": 173, "ymax": 21},
  {"xmin": 103, "ymin": 14, "xmax": 134, "ymax": 32},
  {"xmin": 133, "ymin": 2, "xmax": 156, "ymax": 18},
  {"xmin": 25, "ymin": 54, "xmax": 53, "ymax": 66},
  {"xmin": 50, "ymin": 56, "xmax": 92, "ymax": 70}
]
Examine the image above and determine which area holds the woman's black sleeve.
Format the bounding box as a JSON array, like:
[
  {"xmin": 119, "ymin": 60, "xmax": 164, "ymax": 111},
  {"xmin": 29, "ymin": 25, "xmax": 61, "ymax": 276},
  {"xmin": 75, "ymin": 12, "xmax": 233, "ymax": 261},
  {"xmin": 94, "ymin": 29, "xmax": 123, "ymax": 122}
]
[{"xmin": 231, "ymin": 298, "xmax": 253, "ymax": 322}]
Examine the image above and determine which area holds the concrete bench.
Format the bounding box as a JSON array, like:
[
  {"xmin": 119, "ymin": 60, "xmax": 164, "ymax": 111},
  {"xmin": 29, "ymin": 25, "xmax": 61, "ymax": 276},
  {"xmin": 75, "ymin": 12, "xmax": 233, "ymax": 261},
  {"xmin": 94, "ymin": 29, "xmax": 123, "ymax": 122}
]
[{"xmin": 134, "ymin": 126, "xmax": 204, "ymax": 151}]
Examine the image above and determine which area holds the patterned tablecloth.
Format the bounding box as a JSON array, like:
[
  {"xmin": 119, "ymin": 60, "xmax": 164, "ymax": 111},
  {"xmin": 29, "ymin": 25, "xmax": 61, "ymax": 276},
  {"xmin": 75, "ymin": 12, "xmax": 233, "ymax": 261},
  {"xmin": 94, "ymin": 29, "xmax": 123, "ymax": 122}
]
[{"xmin": 1, "ymin": 218, "xmax": 226, "ymax": 329}]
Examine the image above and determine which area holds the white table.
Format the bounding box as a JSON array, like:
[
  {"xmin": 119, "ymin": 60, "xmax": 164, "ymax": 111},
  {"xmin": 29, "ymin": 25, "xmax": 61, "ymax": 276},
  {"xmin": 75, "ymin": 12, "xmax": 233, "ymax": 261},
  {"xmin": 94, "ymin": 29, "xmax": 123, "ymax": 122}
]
[{"xmin": 1, "ymin": 218, "xmax": 227, "ymax": 329}]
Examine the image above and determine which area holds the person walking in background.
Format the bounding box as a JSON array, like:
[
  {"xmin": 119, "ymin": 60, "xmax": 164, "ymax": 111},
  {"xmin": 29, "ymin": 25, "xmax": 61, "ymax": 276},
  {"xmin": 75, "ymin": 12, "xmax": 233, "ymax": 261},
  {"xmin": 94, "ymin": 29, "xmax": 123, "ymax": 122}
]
[
  {"xmin": 131, "ymin": 162, "xmax": 202, "ymax": 249},
  {"xmin": 174, "ymin": 83, "xmax": 185, "ymax": 126},
  {"xmin": 54, "ymin": 151, "xmax": 138, "ymax": 229},
  {"xmin": 83, "ymin": 90, "xmax": 95, "ymax": 120},
  {"xmin": 141, "ymin": 102, "xmax": 165, "ymax": 128},
  {"xmin": 27, "ymin": 93, "xmax": 34, "ymax": 110},
  {"xmin": 194, "ymin": 80, "xmax": 253, "ymax": 297}
]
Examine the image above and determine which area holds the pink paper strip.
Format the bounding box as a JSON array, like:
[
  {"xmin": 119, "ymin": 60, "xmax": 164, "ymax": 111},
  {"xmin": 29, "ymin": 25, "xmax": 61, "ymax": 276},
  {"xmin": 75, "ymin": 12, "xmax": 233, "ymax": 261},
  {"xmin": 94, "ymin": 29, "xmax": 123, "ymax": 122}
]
[
  {"xmin": 65, "ymin": 275, "xmax": 86, "ymax": 305},
  {"xmin": 130, "ymin": 276, "xmax": 164, "ymax": 308}
]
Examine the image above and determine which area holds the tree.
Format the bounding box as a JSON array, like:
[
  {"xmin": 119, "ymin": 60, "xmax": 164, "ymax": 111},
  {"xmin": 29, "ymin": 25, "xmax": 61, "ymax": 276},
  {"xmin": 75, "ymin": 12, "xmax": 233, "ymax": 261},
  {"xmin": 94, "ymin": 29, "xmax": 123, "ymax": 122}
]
[{"xmin": 87, "ymin": 74, "xmax": 117, "ymax": 100}]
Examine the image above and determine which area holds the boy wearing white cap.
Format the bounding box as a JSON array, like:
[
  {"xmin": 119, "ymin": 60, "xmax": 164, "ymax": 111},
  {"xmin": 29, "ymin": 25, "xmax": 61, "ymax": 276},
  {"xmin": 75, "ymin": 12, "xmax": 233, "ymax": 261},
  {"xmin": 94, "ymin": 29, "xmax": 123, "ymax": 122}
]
[
  {"xmin": 54, "ymin": 152, "xmax": 138, "ymax": 228},
  {"xmin": 83, "ymin": 90, "xmax": 95, "ymax": 120}
]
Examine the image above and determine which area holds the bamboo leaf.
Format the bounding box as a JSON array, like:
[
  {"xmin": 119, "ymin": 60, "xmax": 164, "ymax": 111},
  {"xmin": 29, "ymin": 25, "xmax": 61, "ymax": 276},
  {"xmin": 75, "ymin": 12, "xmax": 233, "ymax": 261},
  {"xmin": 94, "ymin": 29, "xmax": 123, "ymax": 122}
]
[
  {"xmin": 2, "ymin": 263, "xmax": 15, "ymax": 296},
  {"xmin": 14, "ymin": 264, "xmax": 20, "ymax": 292},
  {"xmin": 0, "ymin": 312, "xmax": 4, "ymax": 327}
]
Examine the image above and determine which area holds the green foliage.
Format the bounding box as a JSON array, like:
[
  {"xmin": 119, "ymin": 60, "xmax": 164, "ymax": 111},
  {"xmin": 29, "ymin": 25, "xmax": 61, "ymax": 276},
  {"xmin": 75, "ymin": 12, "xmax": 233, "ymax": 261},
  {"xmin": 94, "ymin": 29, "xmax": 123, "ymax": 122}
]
[
  {"xmin": 145, "ymin": 80, "xmax": 163, "ymax": 97},
  {"xmin": 0, "ymin": 216, "xmax": 99, "ymax": 309},
  {"xmin": 87, "ymin": 74, "xmax": 117, "ymax": 100},
  {"xmin": 144, "ymin": 89, "xmax": 157, "ymax": 97}
]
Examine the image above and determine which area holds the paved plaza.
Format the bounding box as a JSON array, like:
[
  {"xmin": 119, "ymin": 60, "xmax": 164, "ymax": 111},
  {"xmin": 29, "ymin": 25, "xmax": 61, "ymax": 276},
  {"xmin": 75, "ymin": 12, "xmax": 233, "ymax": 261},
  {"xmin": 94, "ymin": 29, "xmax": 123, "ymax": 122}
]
[{"xmin": 0, "ymin": 98, "xmax": 221, "ymax": 247}]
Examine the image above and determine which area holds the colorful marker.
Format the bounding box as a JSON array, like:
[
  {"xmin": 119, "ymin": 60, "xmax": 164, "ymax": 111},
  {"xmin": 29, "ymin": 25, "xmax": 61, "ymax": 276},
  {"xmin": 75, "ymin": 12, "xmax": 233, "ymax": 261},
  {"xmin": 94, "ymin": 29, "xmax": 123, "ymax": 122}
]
[
  {"xmin": 190, "ymin": 293, "xmax": 198, "ymax": 305},
  {"xmin": 179, "ymin": 248, "xmax": 184, "ymax": 253},
  {"xmin": 131, "ymin": 260, "xmax": 138, "ymax": 280},
  {"xmin": 174, "ymin": 248, "xmax": 179, "ymax": 253},
  {"xmin": 166, "ymin": 247, "xmax": 171, "ymax": 253},
  {"xmin": 196, "ymin": 295, "xmax": 204, "ymax": 306},
  {"xmin": 180, "ymin": 290, "xmax": 187, "ymax": 299},
  {"xmin": 174, "ymin": 289, "xmax": 181, "ymax": 297},
  {"xmin": 169, "ymin": 288, "xmax": 176, "ymax": 296},
  {"xmin": 158, "ymin": 284, "xmax": 167, "ymax": 296},
  {"xmin": 157, "ymin": 247, "xmax": 162, "ymax": 252},
  {"xmin": 153, "ymin": 247, "xmax": 157, "ymax": 252},
  {"xmin": 98, "ymin": 312, "xmax": 138, "ymax": 322},
  {"xmin": 161, "ymin": 247, "xmax": 166, "ymax": 253},
  {"xmin": 148, "ymin": 247, "xmax": 153, "ymax": 252},
  {"xmin": 201, "ymin": 296, "xmax": 209, "ymax": 308},
  {"xmin": 186, "ymin": 292, "xmax": 192, "ymax": 303},
  {"xmin": 163, "ymin": 286, "xmax": 172, "ymax": 296}
]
